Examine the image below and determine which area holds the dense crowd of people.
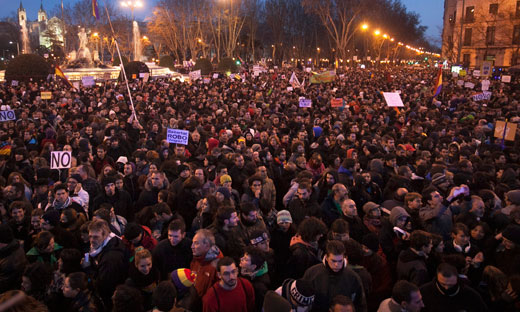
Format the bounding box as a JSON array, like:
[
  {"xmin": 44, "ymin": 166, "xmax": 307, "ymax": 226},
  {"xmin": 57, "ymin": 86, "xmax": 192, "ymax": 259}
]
[{"xmin": 0, "ymin": 64, "xmax": 519, "ymax": 312}]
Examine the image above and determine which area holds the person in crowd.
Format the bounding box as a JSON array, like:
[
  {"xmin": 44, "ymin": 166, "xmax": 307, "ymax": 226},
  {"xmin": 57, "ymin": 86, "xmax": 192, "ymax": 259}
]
[
  {"xmin": 377, "ymin": 280, "xmax": 424, "ymax": 312},
  {"xmin": 153, "ymin": 219, "xmax": 193, "ymax": 280},
  {"xmin": 0, "ymin": 223, "xmax": 28, "ymax": 293}
]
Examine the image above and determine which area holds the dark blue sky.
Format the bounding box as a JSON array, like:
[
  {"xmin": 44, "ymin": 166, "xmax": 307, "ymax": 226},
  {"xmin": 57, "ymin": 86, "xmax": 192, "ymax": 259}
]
[{"xmin": 2, "ymin": 0, "xmax": 443, "ymax": 42}]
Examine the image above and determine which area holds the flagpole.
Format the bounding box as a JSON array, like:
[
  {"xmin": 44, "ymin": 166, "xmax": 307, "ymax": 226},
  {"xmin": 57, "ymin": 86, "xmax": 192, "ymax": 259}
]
[{"xmin": 501, "ymin": 119, "xmax": 508, "ymax": 150}]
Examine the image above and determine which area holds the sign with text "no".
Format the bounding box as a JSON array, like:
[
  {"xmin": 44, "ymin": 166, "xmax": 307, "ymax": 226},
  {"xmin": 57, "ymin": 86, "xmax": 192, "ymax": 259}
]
[
  {"xmin": 0, "ymin": 110, "xmax": 16, "ymax": 122},
  {"xmin": 50, "ymin": 151, "xmax": 72, "ymax": 169}
]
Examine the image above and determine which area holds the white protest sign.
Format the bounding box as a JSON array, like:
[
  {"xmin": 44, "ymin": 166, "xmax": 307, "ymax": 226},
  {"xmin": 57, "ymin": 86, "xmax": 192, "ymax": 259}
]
[
  {"xmin": 481, "ymin": 80, "xmax": 490, "ymax": 91},
  {"xmin": 457, "ymin": 80, "xmax": 464, "ymax": 86},
  {"xmin": 464, "ymin": 82, "xmax": 475, "ymax": 89},
  {"xmin": 473, "ymin": 70, "xmax": 480, "ymax": 77},
  {"xmin": 213, "ymin": 73, "xmax": 219, "ymax": 79},
  {"xmin": 472, "ymin": 91, "xmax": 492, "ymax": 102},
  {"xmin": 383, "ymin": 92, "xmax": 404, "ymax": 107},
  {"xmin": 166, "ymin": 129, "xmax": 189, "ymax": 145},
  {"xmin": 189, "ymin": 70, "xmax": 201, "ymax": 81},
  {"xmin": 254, "ymin": 71, "xmax": 260, "ymax": 76},
  {"xmin": 203, "ymin": 78, "xmax": 211, "ymax": 84},
  {"xmin": 73, "ymin": 82, "xmax": 80, "ymax": 90},
  {"xmin": 81, "ymin": 76, "xmax": 95, "ymax": 87},
  {"xmin": 502, "ymin": 75, "xmax": 511, "ymax": 83},
  {"xmin": 299, "ymin": 98, "xmax": 312, "ymax": 108},
  {"xmin": 50, "ymin": 151, "xmax": 72, "ymax": 169},
  {"xmin": 287, "ymin": 87, "xmax": 293, "ymax": 91},
  {"xmin": 11, "ymin": 80, "xmax": 18, "ymax": 86},
  {"xmin": 142, "ymin": 73, "xmax": 150, "ymax": 82},
  {"xmin": 281, "ymin": 75, "xmax": 286, "ymax": 80},
  {"xmin": 452, "ymin": 72, "xmax": 459, "ymax": 78},
  {"xmin": 0, "ymin": 110, "xmax": 16, "ymax": 122},
  {"xmin": 274, "ymin": 66, "xmax": 278, "ymax": 69}
]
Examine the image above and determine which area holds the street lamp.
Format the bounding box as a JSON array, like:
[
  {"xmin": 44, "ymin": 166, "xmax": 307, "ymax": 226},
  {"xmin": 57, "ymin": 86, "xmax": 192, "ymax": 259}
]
[
  {"xmin": 374, "ymin": 30, "xmax": 380, "ymax": 36},
  {"xmin": 120, "ymin": 0, "xmax": 143, "ymax": 20},
  {"xmin": 361, "ymin": 23, "xmax": 368, "ymax": 30},
  {"xmin": 9, "ymin": 41, "xmax": 19, "ymax": 56}
]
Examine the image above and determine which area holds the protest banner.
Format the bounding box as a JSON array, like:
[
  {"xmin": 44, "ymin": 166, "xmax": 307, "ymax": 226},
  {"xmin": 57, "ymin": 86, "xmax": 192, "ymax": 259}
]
[
  {"xmin": 383, "ymin": 92, "xmax": 404, "ymax": 107},
  {"xmin": 464, "ymin": 82, "xmax": 475, "ymax": 89},
  {"xmin": 330, "ymin": 98, "xmax": 344, "ymax": 108},
  {"xmin": 310, "ymin": 70, "xmax": 336, "ymax": 84},
  {"xmin": 494, "ymin": 121, "xmax": 517, "ymax": 141},
  {"xmin": 189, "ymin": 70, "xmax": 201, "ymax": 81},
  {"xmin": 0, "ymin": 110, "xmax": 16, "ymax": 122},
  {"xmin": 472, "ymin": 91, "xmax": 492, "ymax": 102},
  {"xmin": 502, "ymin": 75, "xmax": 511, "ymax": 83},
  {"xmin": 299, "ymin": 98, "xmax": 312, "ymax": 108},
  {"xmin": 166, "ymin": 129, "xmax": 189, "ymax": 145},
  {"xmin": 41, "ymin": 91, "xmax": 52, "ymax": 100},
  {"xmin": 82, "ymin": 76, "xmax": 95, "ymax": 87}
]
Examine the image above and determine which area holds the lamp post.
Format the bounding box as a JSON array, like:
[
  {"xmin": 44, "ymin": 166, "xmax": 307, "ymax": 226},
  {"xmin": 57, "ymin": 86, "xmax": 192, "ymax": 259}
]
[
  {"xmin": 316, "ymin": 47, "xmax": 320, "ymax": 67},
  {"xmin": 120, "ymin": 0, "xmax": 143, "ymax": 21},
  {"xmin": 361, "ymin": 23, "xmax": 368, "ymax": 63},
  {"xmin": 9, "ymin": 41, "xmax": 20, "ymax": 56}
]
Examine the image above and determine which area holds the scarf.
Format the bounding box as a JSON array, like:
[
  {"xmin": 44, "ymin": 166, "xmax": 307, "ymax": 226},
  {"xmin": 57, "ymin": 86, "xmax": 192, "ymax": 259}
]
[
  {"xmin": 53, "ymin": 197, "xmax": 71, "ymax": 210},
  {"xmin": 90, "ymin": 232, "xmax": 117, "ymax": 258}
]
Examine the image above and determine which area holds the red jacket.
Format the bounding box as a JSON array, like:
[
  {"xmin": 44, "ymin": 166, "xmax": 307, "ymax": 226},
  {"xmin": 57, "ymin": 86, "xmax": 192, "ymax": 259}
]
[
  {"xmin": 202, "ymin": 278, "xmax": 255, "ymax": 312},
  {"xmin": 123, "ymin": 225, "xmax": 157, "ymax": 254}
]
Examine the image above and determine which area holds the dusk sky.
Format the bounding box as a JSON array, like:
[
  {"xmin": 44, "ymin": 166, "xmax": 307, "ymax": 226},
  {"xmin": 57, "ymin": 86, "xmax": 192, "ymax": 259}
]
[{"xmin": 2, "ymin": 0, "xmax": 443, "ymax": 44}]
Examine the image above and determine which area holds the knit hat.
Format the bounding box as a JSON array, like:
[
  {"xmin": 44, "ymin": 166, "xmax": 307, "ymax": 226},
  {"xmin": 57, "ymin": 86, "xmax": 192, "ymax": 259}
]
[
  {"xmin": 208, "ymin": 138, "xmax": 220, "ymax": 153},
  {"xmin": 237, "ymin": 137, "xmax": 246, "ymax": 144},
  {"xmin": 502, "ymin": 224, "xmax": 520, "ymax": 245},
  {"xmin": 277, "ymin": 210, "xmax": 293, "ymax": 224},
  {"xmin": 124, "ymin": 223, "xmax": 143, "ymax": 241},
  {"xmin": 171, "ymin": 268, "xmax": 196, "ymax": 294},
  {"xmin": 289, "ymin": 279, "xmax": 315, "ymax": 306},
  {"xmin": 362, "ymin": 202, "xmax": 380, "ymax": 216},
  {"xmin": 101, "ymin": 176, "xmax": 116, "ymax": 187},
  {"xmin": 116, "ymin": 156, "xmax": 128, "ymax": 164},
  {"xmin": 42, "ymin": 209, "xmax": 60, "ymax": 227},
  {"xmin": 250, "ymin": 230, "xmax": 269, "ymax": 245},
  {"xmin": 0, "ymin": 223, "xmax": 14, "ymax": 244},
  {"xmin": 263, "ymin": 291, "xmax": 291, "ymax": 312},
  {"xmin": 220, "ymin": 174, "xmax": 232, "ymax": 184},
  {"xmin": 431, "ymin": 173, "xmax": 447, "ymax": 186},
  {"xmin": 69, "ymin": 174, "xmax": 83, "ymax": 184},
  {"xmin": 506, "ymin": 190, "xmax": 520, "ymax": 205},
  {"xmin": 177, "ymin": 164, "xmax": 190, "ymax": 175},
  {"xmin": 216, "ymin": 187, "xmax": 231, "ymax": 199}
]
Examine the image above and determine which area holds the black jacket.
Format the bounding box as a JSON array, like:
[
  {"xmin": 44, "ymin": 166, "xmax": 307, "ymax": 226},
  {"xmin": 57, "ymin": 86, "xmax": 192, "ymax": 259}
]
[
  {"xmin": 286, "ymin": 242, "xmax": 321, "ymax": 279},
  {"xmin": 152, "ymin": 237, "xmax": 193, "ymax": 280},
  {"xmin": 396, "ymin": 248, "xmax": 430, "ymax": 287},
  {"xmin": 420, "ymin": 279, "xmax": 487, "ymax": 312},
  {"xmin": 92, "ymin": 189, "xmax": 134, "ymax": 221},
  {"xmin": 0, "ymin": 240, "xmax": 28, "ymax": 293}
]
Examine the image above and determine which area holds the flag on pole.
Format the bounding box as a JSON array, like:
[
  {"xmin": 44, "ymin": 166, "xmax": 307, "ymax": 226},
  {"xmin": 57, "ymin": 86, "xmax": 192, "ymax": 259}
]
[
  {"xmin": 55, "ymin": 65, "xmax": 74, "ymax": 90},
  {"xmin": 92, "ymin": 0, "xmax": 100, "ymax": 20},
  {"xmin": 432, "ymin": 67, "xmax": 442, "ymax": 97}
]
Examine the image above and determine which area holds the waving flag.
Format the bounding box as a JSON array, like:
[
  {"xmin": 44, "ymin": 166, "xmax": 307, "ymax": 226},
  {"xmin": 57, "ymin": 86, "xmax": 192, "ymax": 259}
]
[
  {"xmin": 55, "ymin": 65, "xmax": 75, "ymax": 90},
  {"xmin": 92, "ymin": 0, "xmax": 99, "ymax": 20},
  {"xmin": 433, "ymin": 67, "xmax": 442, "ymax": 97}
]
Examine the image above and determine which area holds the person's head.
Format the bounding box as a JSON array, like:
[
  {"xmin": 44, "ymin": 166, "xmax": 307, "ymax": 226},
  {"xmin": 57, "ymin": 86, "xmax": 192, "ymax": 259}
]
[
  {"xmin": 53, "ymin": 183, "xmax": 69, "ymax": 204},
  {"xmin": 150, "ymin": 172, "xmax": 164, "ymax": 189},
  {"xmin": 62, "ymin": 272, "xmax": 88, "ymax": 298},
  {"xmin": 217, "ymin": 257, "xmax": 238, "ymax": 290},
  {"xmin": 191, "ymin": 229, "xmax": 215, "ymax": 257},
  {"xmin": 391, "ymin": 280, "xmax": 424, "ymax": 312},
  {"xmin": 296, "ymin": 182, "xmax": 312, "ymax": 201},
  {"xmin": 102, "ymin": 176, "xmax": 117, "ymax": 196},
  {"xmin": 35, "ymin": 231, "xmax": 55, "ymax": 254},
  {"xmin": 409, "ymin": 230, "xmax": 433, "ymax": 255},
  {"xmin": 112, "ymin": 284, "xmax": 144, "ymax": 312},
  {"xmin": 240, "ymin": 202, "xmax": 259, "ymax": 224},
  {"xmin": 88, "ymin": 219, "xmax": 111, "ymax": 250},
  {"xmin": 298, "ymin": 217, "xmax": 327, "ymax": 245},
  {"xmin": 330, "ymin": 219, "xmax": 350, "ymax": 242},
  {"xmin": 22, "ymin": 262, "xmax": 52, "ymax": 295},
  {"xmin": 329, "ymin": 295, "xmax": 355, "ymax": 312},
  {"xmin": 326, "ymin": 240, "xmax": 346, "ymax": 273},
  {"xmin": 135, "ymin": 248, "xmax": 153, "ymax": 275},
  {"xmin": 124, "ymin": 223, "xmax": 144, "ymax": 246},
  {"xmin": 404, "ymin": 192, "xmax": 422, "ymax": 210},
  {"xmin": 341, "ymin": 198, "xmax": 357, "ymax": 217},
  {"xmin": 470, "ymin": 195, "xmax": 485, "ymax": 218},
  {"xmin": 152, "ymin": 281, "xmax": 177, "ymax": 312},
  {"xmin": 332, "ymin": 183, "xmax": 348, "ymax": 201},
  {"xmin": 168, "ymin": 219, "xmax": 186, "ymax": 246},
  {"xmin": 31, "ymin": 208, "xmax": 44, "ymax": 231},
  {"xmin": 96, "ymin": 145, "xmax": 107, "ymax": 159},
  {"xmin": 217, "ymin": 206, "xmax": 239, "ymax": 229},
  {"xmin": 276, "ymin": 210, "xmax": 293, "ymax": 232},
  {"xmin": 422, "ymin": 186, "xmax": 443, "ymax": 207},
  {"xmin": 451, "ymin": 223, "xmax": 470, "ymax": 247},
  {"xmin": 240, "ymin": 246, "xmax": 266, "ymax": 275},
  {"xmin": 436, "ymin": 263, "xmax": 459, "ymax": 294},
  {"xmin": 9, "ymin": 201, "xmax": 27, "ymax": 223}
]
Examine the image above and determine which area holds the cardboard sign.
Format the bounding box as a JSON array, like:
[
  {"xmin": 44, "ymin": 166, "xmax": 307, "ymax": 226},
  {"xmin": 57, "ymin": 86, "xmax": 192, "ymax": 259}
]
[
  {"xmin": 383, "ymin": 92, "xmax": 404, "ymax": 107},
  {"xmin": 203, "ymin": 78, "xmax": 211, "ymax": 84},
  {"xmin": 452, "ymin": 72, "xmax": 459, "ymax": 78},
  {"xmin": 287, "ymin": 87, "xmax": 293, "ymax": 91},
  {"xmin": 0, "ymin": 110, "xmax": 16, "ymax": 122},
  {"xmin": 494, "ymin": 121, "xmax": 517, "ymax": 141},
  {"xmin": 82, "ymin": 76, "xmax": 95, "ymax": 87},
  {"xmin": 457, "ymin": 80, "xmax": 464, "ymax": 86},
  {"xmin": 166, "ymin": 128, "xmax": 189, "ymax": 145},
  {"xmin": 481, "ymin": 61, "xmax": 492, "ymax": 77},
  {"xmin": 459, "ymin": 70, "xmax": 467, "ymax": 77},
  {"xmin": 41, "ymin": 91, "xmax": 52, "ymax": 100},
  {"xmin": 464, "ymin": 82, "xmax": 475, "ymax": 89},
  {"xmin": 481, "ymin": 80, "xmax": 490, "ymax": 91},
  {"xmin": 472, "ymin": 91, "xmax": 492, "ymax": 101},
  {"xmin": 189, "ymin": 70, "xmax": 201, "ymax": 81},
  {"xmin": 213, "ymin": 73, "xmax": 219, "ymax": 79},
  {"xmin": 473, "ymin": 70, "xmax": 480, "ymax": 77},
  {"xmin": 299, "ymin": 98, "xmax": 312, "ymax": 108},
  {"xmin": 502, "ymin": 75, "xmax": 511, "ymax": 83},
  {"xmin": 50, "ymin": 151, "xmax": 72, "ymax": 169},
  {"xmin": 11, "ymin": 80, "xmax": 18, "ymax": 86},
  {"xmin": 330, "ymin": 98, "xmax": 344, "ymax": 108}
]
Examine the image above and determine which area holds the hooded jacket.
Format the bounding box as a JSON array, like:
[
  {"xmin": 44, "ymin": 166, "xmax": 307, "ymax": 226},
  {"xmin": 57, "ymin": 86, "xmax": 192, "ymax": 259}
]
[{"xmin": 396, "ymin": 248, "xmax": 430, "ymax": 287}]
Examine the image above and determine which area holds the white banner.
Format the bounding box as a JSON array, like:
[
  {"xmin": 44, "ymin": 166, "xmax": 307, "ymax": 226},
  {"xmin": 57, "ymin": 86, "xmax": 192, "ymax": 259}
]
[
  {"xmin": 166, "ymin": 129, "xmax": 189, "ymax": 145},
  {"xmin": 481, "ymin": 80, "xmax": 490, "ymax": 91},
  {"xmin": 502, "ymin": 75, "xmax": 511, "ymax": 83},
  {"xmin": 50, "ymin": 151, "xmax": 72, "ymax": 169}
]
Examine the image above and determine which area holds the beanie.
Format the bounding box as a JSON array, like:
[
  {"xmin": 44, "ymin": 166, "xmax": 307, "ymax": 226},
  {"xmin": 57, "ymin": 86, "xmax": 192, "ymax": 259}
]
[
  {"xmin": 502, "ymin": 224, "xmax": 520, "ymax": 245},
  {"xmin": 0, "ymin": 223, "xmax": 14, "ymax": 244},
  {"xmin": 362, "ymin": 201, "xmax": 380, "ymax": 216},
  {"xmin": 177, "ymin": 164, "xmax": 190, "ymax": 175},
  {"xmin": 220, "ymin": 174, "xmax": 232, "ymax": 184},
  {"xmin": 431, "ymin": 173, "xmax": 447, "ymax": 186},
  {"xmin": 124, "ymin": 223, "xmax": 143, "ymax": 241},
  {"xmin": 69, "ymin": 174, "xmax": 83, "ymax": 184},
  {"xmin": 101, "ymin": 176, "xmax": 116, "ymax": 187},
  {"xmin": 216, "ymin": 187, "xmax": 231, "ymax": 199},
  {"xmin": 171, "ymin": 268, "xmax": 196, "ymax": 295},
  {"xmin": 277, "ymin": 210, "xmax": 293, "ymax": 224},
  {"xmin": 42, "ymin": 209, "xmax": 60, "ymax": 227},
  {"xmin": 506, "ymin": 190, "xmax": 520, "ymax": 206},
  {"xmin": 290, "ymin": 279, "xmax": 315, "ymax": 306}
]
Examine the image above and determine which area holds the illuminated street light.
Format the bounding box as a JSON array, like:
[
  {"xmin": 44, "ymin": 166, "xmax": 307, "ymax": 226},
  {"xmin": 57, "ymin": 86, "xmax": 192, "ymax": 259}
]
[
  {"xmin": 361, "ymin": 23, "xmax": 369, "ymax": 30},
  {"xmin": 383, "ymin": 34, "xmax": 388, "ymax": 39},
  {"xmin": 374, "ymin": 30, "xmax": 380, "ymax": 36},
  {"xmin": 120, "ymin": 0, "xmax": 143, "ymax": 20}
]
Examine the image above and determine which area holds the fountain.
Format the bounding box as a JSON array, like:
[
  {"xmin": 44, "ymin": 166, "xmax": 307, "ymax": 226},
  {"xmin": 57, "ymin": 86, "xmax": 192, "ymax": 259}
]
[
  {"xmin": 132, "ymin": 21, "xmax": 142, "ymax": 61},
  {"xmin": 76, "ymin": 28, "xmax": 92, "ymax": 65},
  {"xmin": 20, "ymin": 19, "xmax": 30, "ymax": 53}
]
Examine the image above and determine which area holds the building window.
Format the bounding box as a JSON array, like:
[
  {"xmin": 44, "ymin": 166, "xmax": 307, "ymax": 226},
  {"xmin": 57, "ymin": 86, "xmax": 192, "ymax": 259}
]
[
  {"xmin": 465, "ymin": 6, "xmax": 475, "ymax": 22},
  {"xmin": 463, "ymin": 54, "xmax": 470, "ymax": 65},
  {"xmin": 489, "ymin": 3, "xmax": 498, "ymax": 14},
  {"xmin": 486, "ymin": 26, "xmax": 496, "ymax": 45},
  {"xmin": 514, "ymin": 25, "xmax": 520, "ymax": 44},
  {"xmin": 464, "ymin": 28, "xmax": 472, "ymax": 46}
]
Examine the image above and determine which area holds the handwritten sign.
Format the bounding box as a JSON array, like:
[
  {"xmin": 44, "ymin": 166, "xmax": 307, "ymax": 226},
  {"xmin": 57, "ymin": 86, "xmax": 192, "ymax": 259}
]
[
  {"xmin": 502, "ymin": 75, "xmax": 511, "ymax": 83},
  {"xmin": 82, "ymin": 76, "xmax": 95, "ymax": 87},
  {"xmin": 330, "ymin": 98, "xmax": 344, "ymax": 108},
  {"xmin": 166, "ymin": 129, "xmax": 189, "ymax": 145},
  {"xmin": 473, "ymin": 70, "xmax": 480, "ymax": 77},
  {"xmin": 472, "ymin": 91, "xmax": 492, "ymax": 102},
  {"xmin": 464, "ymin": 82, "xmax": 475, "ymax": 89},
  {"xmin": 299, "ymin": 98, "xmax": 312, "ymax": 108},
  {"xmin": 50, "ymin": 151, "xmax": 72, "ymax": 169},
  {"xmin": 0, "ymin": 110, "xmax": 16, "ymax": 122},
  {"xmin": 494, "ymin": 121, "xmax": 517, "ymax": 141},
  {"xmin": 41, "ymin": 91, "xmax": 52, "ymax": 100},
  {"xmin": 481, "ymin": 80, "xmax": 490, "ymax": 91},
  {"xmin": 383, "ymin": 92, "xmax": 404, "ymax": 107}
]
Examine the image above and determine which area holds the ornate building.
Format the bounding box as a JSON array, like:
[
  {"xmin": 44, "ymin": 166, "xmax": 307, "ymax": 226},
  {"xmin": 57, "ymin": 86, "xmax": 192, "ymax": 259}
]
[
  {"xmin": 442, "ymin": 0, "xmax": 520, "ymax": 67},
  {"xmin": 18, "ymin": 1, "xmax": 64, "ymax": 51}
]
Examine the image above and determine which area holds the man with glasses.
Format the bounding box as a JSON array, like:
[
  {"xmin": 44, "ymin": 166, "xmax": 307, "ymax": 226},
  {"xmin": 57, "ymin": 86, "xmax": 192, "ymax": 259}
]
[{"xmin": 66, "ymin": 174, "xmax": 89, "ymax": 217}]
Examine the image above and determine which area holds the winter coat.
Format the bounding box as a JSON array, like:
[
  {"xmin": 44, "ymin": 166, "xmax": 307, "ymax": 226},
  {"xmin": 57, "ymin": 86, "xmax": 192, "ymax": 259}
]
[
  {"xmin": 286, "ymin": 237, "xmax": 321, "ymax": 279},
  {"xmin": 152, "ymin": 237, "xmax": 193, "ymax": 280},
  {"xmin": 0, "ymin": 240, "xmax": 28, "ymax": 293},
  {"xmin": 320, "ymin": 194, "xmax": 342, "ymax": 227},
  {"xmin": 396, "ymin": 248, "xmax": 430, "ymax": 287},
  {"xmin": 92, "ymin": 189, "xmax": 134, "ymax": 221},
  {"xmin": 420, "ymin": 280, "xmax": 487, "ymax": 312}
]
